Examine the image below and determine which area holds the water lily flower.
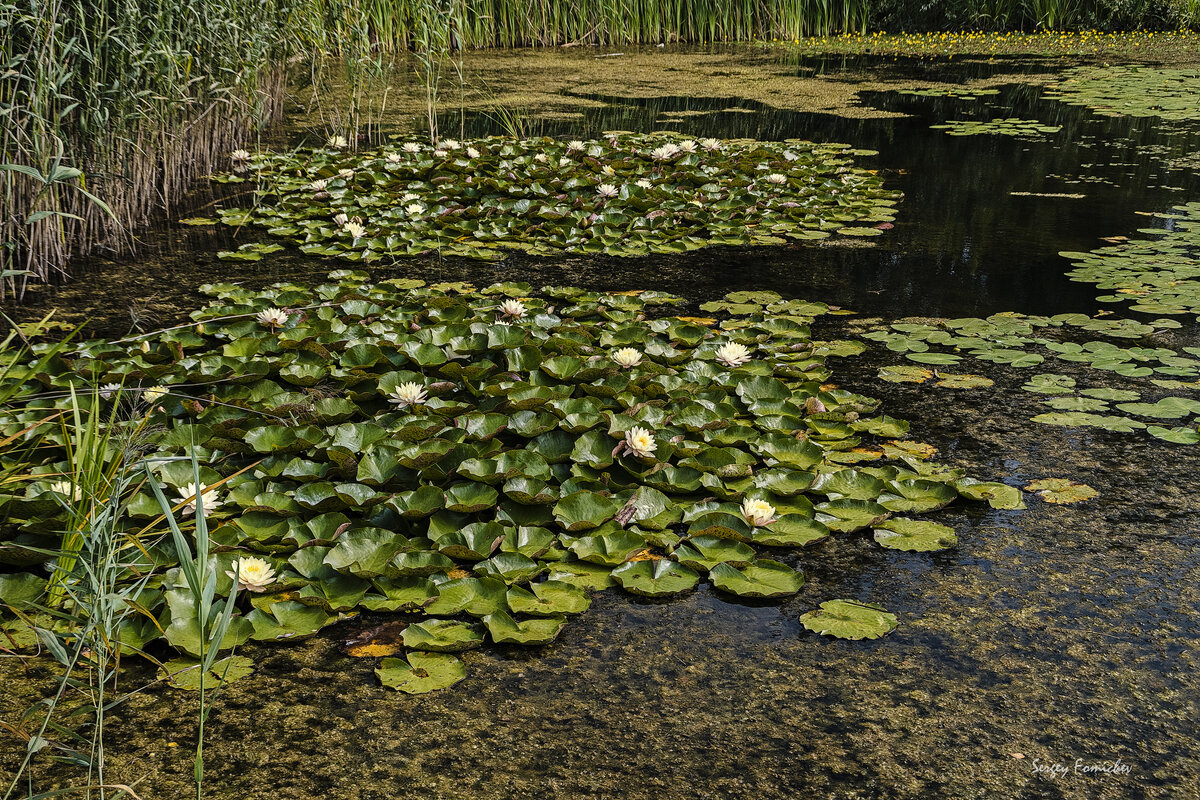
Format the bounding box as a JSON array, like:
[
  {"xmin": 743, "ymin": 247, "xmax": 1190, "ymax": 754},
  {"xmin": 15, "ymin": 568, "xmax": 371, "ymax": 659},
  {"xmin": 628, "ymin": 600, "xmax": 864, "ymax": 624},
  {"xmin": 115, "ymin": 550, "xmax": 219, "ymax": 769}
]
[
  {"xmin": 624, "ymin": 426, "xmax": 656, "ymax": 459},
  {"xmin": 601, "ymin": 164, "xmax": 616, "ymax": 176},
  {"xmin": 498, "ymin": 299, "xmax": 526, "ymax": 319},
  {"xmin": 566, "ymin": 140, "xmax": 585, "ymax": 152},
  {"xmin": 612, "ymin": 348, "xmax": 642, "ymax": 368},
  {"xmin": 99, "ymin": 383, "xmax": 121, "ymax": 400},
  {"xmin": 231, "ymin": 149, "xmax": 251, "ymax": 163},
  {"xmin": 344, "ymin": 221, "xmax": 367, "ymax": 238},
  {"xmin": 404, "ymin": 203, "xmax": 425, "ymax": 216},
  {"xmin": 466, "ymin": 146, "xmax": 481, "ymax": 159},
  {"xmin": 433, "ymin": 149, "xmax": 448, "ymax": 158},
  {"xmin": 226, "ymin": 557, "xmax": 276, "ymax": 593},
  {"xmin": 714, "ymin": 341, "xmax": 752, "ymax": 367},
  {"xmin": 308, "ymin": 178, "xmax": 329, "ymax": 192},
  {"xmin": 402, "ymin": 142, "xmax": 422, "ymax": 153},
  {"xmin": 533, "ymin": 153, "xmax": 549, "ymax": 164},
  {"xmin": 765, "ymin": 173, "xmax": 788, "ymax": 185},
  {"xmin": 337, "ymin": 168, "xmax": 354, "ymax": 179},
  {"xmin": 142, "ymin": 385, "xmax": 169, "ymax": 403},
  {"xmin": 558, "ymin": 157, "xmax": 572, "ymax": 167},
  {"xmin": 327, "ymin": 135, "xmax": 348, "ymax": 148},
  {"xmin": 386, "ymin": 153, "xmax": 403, "ymax": 163},
  {"xmin": 439, "ymin": 138, "xmax": 460, "ymax": 150},
  {"xmin": 257, "ymin": 307, "xmax": 289, "ymax": 328},
  {"xmin": 175, "ymin": 482, "xmax": 222, "ymax": 516},
  {"xmin": 783, "ymin": 150, "xmax": 800, "ymax": 162},
  {"xmin": 635, "ymin": 179, "xmax": 653, "ymax": 189},
  {"xmin": 401, "ymin": 192, "xmax": 420, "ymax": 202},
  {"xmin": 48, "ymin": 480, "xmax": 83, "ymax": 501},
  {"xmin": 700, "ymin": 137, "xmax": 722, "ymax": 152},
  {"xmin": 596, "ymin": 183, "xmax": 619, "ymax": 199},
  {"xmin": 651, "ymin": 143, "xmax": 680, "ymax": 160},
  {"xmin": 678, "ymin": 139, "xmax": 697, "ymax": 153},
  {"xmin": 333, "ymin": 212, "xmax": 349, "ymax": 227},
  {"xmin": 741, "ymin": 497, "xmax": 777, "ymax": 527},
  {"xmin": 387, "ymin": 381, "xmax": 427, "ymax": 408}
]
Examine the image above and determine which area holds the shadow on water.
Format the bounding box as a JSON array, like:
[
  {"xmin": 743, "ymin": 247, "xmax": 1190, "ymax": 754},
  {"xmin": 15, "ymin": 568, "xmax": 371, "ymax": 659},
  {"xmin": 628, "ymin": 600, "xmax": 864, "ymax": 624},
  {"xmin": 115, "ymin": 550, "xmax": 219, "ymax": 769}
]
[{"xmin": 3, "ymin": 52, "xmax": 1200, "ymax": 799}]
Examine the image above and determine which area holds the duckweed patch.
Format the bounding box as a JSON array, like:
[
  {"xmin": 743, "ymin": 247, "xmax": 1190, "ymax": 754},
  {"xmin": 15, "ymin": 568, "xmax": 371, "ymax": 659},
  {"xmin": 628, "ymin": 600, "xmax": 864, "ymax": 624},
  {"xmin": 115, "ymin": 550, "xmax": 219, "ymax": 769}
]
[{"xmin": 215, "ymin": 134, "xmax": 899, "ymax": 262}]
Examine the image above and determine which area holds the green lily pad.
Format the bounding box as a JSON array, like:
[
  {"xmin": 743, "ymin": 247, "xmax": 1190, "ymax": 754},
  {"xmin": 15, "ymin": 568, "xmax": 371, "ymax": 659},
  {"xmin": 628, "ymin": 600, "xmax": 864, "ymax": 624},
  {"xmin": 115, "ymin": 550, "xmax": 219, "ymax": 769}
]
[
  {"xmin": 708, "ymin": 560, "xmax": 804, "ymax": 598},
  {"xmin": 873, "ymin": 518, "xmax": 958, "ymax": 551},
  {"xmin": 401, "ymin": 619, "xmax": 486, "ymax": 652},
  {"xmin": 481, "ymin": 610, "xmax": 566, "ymax": 645},
  {"xmin": 800, "ymin": 600, "xmax": 898, "ymax": 640},
  {"xmin": 376, "ymin": 653, "xmax": 466, "ymax": 694},
  {"xmin": 611, "ymin": 559, "xmax": 701, "ymax": 596}
]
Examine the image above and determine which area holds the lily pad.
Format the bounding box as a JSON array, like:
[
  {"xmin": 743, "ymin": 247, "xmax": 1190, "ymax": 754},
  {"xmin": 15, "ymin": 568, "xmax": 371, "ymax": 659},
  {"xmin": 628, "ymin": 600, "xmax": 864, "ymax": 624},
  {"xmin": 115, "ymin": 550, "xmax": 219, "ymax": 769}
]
[{"xmin": 800, "ymin": 600, "xmax": 898, "ymax": 640}]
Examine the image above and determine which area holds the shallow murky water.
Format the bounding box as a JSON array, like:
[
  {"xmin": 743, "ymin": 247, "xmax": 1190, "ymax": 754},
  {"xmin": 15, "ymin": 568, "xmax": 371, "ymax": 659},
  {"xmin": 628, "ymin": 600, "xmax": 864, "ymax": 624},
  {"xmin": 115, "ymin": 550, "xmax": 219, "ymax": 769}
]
[{"xmin": 4, "ymin": 47, "xmax": 1200, "ymax": 799}]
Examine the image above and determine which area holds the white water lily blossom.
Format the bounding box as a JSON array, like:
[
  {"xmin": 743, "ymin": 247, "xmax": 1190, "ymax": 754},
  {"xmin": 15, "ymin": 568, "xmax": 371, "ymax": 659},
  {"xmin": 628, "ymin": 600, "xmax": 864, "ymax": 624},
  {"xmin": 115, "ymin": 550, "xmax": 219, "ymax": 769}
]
[
  {"xmin": 327, "ymin": 135, "xmax": 348, "ymax": 148},
  {"xmin": 466, "ymin": 146, "xmax": 481, "ymax": 159},
  {"xmin": 226, "ymin": 557, "xmax": 276, "ymax": 593},
  {"xmin": 256, "ymin": 308, "xmax": 289, "ymax": 328},
  {"xmin": 405, "ymin": 203, "xmax": 424, "ymax": 215},
  {"xmin": 596, "ymin": 183, "xmax": 619, "ymax": 199},
  {"xmin": 175, "ymin": 482, "xmax": 222, "ymax": 516},
  {"xmin": 635, "ymin": 179, "xmax": 653, "ymax": 189},
  {"xmin": 99, "ymin": 383, "xmax": 121, "ymax": 400},
  {"xmin": 567, "ymin": 140, "xmax": 585, "ymax": 152},
  {"xmin": 337, "ymin": 168, "xmax": 354, "ymax": 180},
  {"xmin": 439, "ymin": 138, "xmax": 460, "ymax": 150},
  {"xmin": 230, "ymin": 149, "xmax": 251, "ymax": 163},
  {"xmin": 714, "ymin": 341, "xmax": 752, "ymax": 367},
  {"xmin": 498, "ymin": 299, "xmax": 526, "ymax": 318},
  {"xmin": 344, "ymin": 221, "xmax": 367, "ymax": 238},
  {"xmin": 386, "ymin": 153, "xmax": 404, "ymax": 163},
  {"xmin": 765, "ymin": 173, "xmax": 788, "ymax": 185},
  {"xmin": 333, "ymin": 212, "xmax": 349, "ymax": 227},
  {"xmin": 558, "ymin": 157, "xmax": 572, "ymax": 167},
  {"xmin": 612, "ymin": 348, "xmax": 642, "ymax": 368},
  {"xmin": 601, "ymin": 164, "xmax": 616, "ymax": 176},
  {"xmin": 388, "ymin": 382, "xmax": 428, "ymax": 408},
  {"xmin": 651, "ymin": 143, "xmax": 680, "ymax": 160},
  {"xmin": 433, "ymin": 149, "xmax": 448, "ymax": 158},
  {"xmin": 402, "ymin": 142, "xmax": 422, "ymax": 153},
  {"xmin": 678, "ymin": 139, "xmax": 697, "ymax": 153},
  {"xmin": 401, "ymin": 192, "xmax": 420, "ymax": 202},
  {"xmin": 308, "ymin": 178, "xmax": 329, "ymax": 192},
  {"xmin": 700, "ymin": 137, "xmax": 722, "ymax": 152},
  {"xmin": 624, "ymin": 426, "xmax": 656, "ymax": 459},
  {"xmin": 741, "ymin": 498, "xmax": 777, "ymax": 527},
  {"xmin": 533, "ymin": 152, "xmax": 549, "ymax": 164},
  {"xmin": 142, "ymin": 385, "xmax": 168, "ymax": 403}
]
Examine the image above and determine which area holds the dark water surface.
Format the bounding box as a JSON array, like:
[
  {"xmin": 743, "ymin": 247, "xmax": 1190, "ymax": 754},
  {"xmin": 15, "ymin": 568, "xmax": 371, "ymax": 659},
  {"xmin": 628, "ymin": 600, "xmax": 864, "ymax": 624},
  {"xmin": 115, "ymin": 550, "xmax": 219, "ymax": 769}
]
[{"xmin": 4, "ymin": 50, "xmax": 1200, "ymax": 800}]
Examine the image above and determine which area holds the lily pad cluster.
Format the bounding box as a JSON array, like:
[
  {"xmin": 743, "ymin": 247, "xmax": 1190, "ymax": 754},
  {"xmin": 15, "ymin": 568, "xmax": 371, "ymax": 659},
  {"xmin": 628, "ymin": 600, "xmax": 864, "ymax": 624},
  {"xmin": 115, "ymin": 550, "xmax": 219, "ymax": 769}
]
[
  {"xmin": 864, "ymin": 311, "xmax": 1200, "ymax": 442},
  {"xmin": 896, "ymin": 87, "xmax": 1001, "ymax": 101},
  {"xmin": 929, "ymin": 118, "xmax": 1062, "ymax": 140},
  {"xmin": 1044, "ymin": 66, "xmax": 1200, "ymax": 121},
  {"xmin": 0, "ymin": 276, "xmax": 1012, "ymax": 692},
  {"xmin": 209, "ymin": 134, "xmax": 900, "ymax": 261},
  {"xmin": 1060, "ymin": 203, "xmax": 1200, "ymax": 318}
]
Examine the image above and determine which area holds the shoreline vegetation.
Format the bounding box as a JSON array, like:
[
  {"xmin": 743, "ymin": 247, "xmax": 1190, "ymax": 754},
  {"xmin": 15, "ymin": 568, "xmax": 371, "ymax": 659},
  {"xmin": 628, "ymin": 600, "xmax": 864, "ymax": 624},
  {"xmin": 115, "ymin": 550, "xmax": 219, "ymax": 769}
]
[{"xmin": 3, "ymin": 0, "xmax": 1200, "ymax": 294}]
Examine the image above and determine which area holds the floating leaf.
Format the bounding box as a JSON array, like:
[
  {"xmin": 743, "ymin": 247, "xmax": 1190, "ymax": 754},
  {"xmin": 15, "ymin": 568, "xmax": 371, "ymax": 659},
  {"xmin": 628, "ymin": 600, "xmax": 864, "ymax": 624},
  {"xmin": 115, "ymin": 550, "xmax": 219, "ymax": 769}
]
[
  {"xmin": 376, "ymin": 653, "xmax": 466, "ymax": 694},
  {"xmin": 800, "ymin": 600, "xmax": 898, "ymax": 640}
]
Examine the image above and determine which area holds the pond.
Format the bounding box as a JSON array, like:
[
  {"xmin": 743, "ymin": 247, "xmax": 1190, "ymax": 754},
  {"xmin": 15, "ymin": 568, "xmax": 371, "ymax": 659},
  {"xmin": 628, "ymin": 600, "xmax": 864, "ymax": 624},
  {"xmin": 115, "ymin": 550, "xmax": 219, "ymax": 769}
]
[{"xmin": 3, "ymin": 44, "xmax": 1199, "ymax": 799}]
